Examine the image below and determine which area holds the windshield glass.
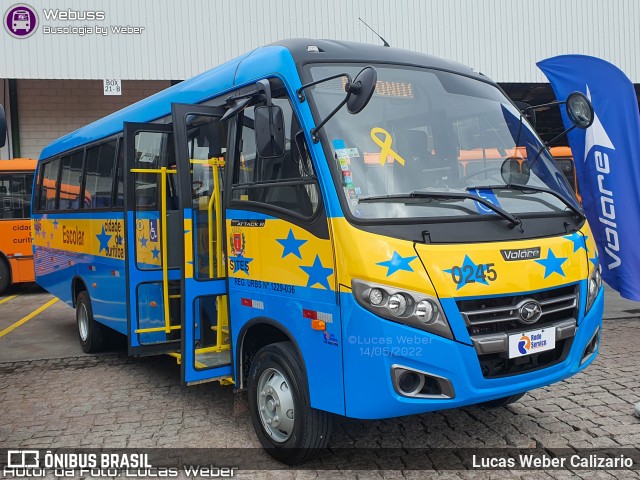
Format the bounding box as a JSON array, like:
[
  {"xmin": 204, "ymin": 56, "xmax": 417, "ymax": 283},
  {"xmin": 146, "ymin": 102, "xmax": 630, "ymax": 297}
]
[{"xmin": 308, "ymin": 64, "xmax": 581, "ymax": 220}]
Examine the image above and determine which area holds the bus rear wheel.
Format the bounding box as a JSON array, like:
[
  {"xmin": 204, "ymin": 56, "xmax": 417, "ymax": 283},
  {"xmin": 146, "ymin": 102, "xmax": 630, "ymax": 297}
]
[
  {"xmin": 76, "ymin": 291, "xmax": 107, "ymax": 353},
  {"xmin": 247, "ymin": 341, "xmax": 332, "ymax": 465},
  {"xmin": 0, "ymin": 259, "xmax": 10, "ymax": 295}
]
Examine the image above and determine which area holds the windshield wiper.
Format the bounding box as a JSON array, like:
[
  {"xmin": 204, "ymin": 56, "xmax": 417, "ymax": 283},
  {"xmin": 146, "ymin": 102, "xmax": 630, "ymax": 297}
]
[
  {"xmin": 466, "ymin": 183, "xmax": 585, "ymax": 219},
  {"xmin": 358, "ymin": 191, "xmax": 523, "ymax": 230}
]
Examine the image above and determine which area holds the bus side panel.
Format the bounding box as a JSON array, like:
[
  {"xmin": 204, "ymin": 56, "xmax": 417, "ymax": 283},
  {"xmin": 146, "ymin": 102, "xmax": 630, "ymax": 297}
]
[
  {"xmin": 0, "ymin": 218, "xmax": 34, "ymax": 284},
  {"xmin": 33, "ymin": 213, "xmax": 128, "ymax": 335},
  {"xmin": 227, "ymin": 211, "xmax": 345, "ymax": 416}
]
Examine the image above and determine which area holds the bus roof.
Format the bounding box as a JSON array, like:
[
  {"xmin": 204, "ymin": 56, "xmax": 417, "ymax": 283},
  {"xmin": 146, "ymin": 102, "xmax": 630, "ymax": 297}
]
[
  {"xmin": 39, "ymin": 39, "xmax": 488, "ymax": 161},
  {"xmin": 0, "ymin": 158, "xmax": 37, "ymax": 171}
]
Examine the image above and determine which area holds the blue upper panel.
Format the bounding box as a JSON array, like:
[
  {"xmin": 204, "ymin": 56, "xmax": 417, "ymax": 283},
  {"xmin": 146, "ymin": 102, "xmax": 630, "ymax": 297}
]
[{"xmin": 39, "ymin": 46, "xmax": 296, "ymax": 160}]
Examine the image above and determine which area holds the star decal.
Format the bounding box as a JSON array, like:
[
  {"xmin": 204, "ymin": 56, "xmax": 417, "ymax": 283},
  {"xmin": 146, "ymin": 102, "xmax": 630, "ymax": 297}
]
[
  {"xmin": 53, "ymin": 219, "xmax": 59, "ymax": 230},
  {"xmin": 230, "ymin": 256, "xmax": 253, "ymax": 274},
  {"xmin": 444, "ymin": 255, "xmax": 489, "ymax": 290},
  {"xmin": 115, "ymin": 234, "xmax": 123, "ymax": 246},
  {"xmin": 300, "ymin": 254, "xmax": 333, "ymax": 290},
  {"xmin": 590, "ymin": 253, "xmax": 599, "ymax": 268},
  {"xmin": 139, "ymin": 236, "xmax": 148, "ymax": 248},
  {"xmin": 276, "ymin": 229, "xmax": 307, "ymax": 259},
  {"xmin": 96, "ymin": 226, "xmax": 112, "ymax": 254},
  {"xmin": 151, "ymin": 247, "xmax": 160, "ymax": 259},
  {"xmin": 377, "ymin": 251, "xmax": 417, "ymax": 277},
  {"xmin": 565, "ymin": 233, "xmax": 588, "ymax": 252},
  {"xmin": 535, "ymin": 248, "xmax": 568, "ymax": 278}
]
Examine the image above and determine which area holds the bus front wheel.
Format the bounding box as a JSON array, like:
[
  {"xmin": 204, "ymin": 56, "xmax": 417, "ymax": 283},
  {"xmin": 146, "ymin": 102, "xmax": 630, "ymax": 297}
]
[
  {"xmin": 76, "ymin": 291, "xmax": 107, "ymax": 353},
  {"xmin": 0, "ymin": 259, "xmax": 10, "ymax": 295},
  {"xmin": 247, "ymin": 341, "xmax": 332, "ymax": 465}
]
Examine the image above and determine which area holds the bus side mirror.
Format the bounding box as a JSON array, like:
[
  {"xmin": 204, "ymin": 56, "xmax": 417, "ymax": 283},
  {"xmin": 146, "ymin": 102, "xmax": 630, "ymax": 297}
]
[
  {"xmin": 0, "ymin": 105, "xmax": 7, "ymax": 148},
  {"xmin": 254, "ymin": 105, "xmax": 285, "ymax": 158},
  {"xmin": 566, "ymin": 91, "xmax": 594, "ymax": 129},
  {"xmin": 346, "ymin": 66, "xmax": 377, "ymax": 114}
]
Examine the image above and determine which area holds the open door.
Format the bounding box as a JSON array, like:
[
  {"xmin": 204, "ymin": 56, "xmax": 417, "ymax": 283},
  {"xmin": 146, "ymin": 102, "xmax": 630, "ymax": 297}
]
[
  {"xmin": 124, "ymin": 122, "xmax": 183, "ymax": 355},
  {"xmin": 172, "ymin": 103, "xmax": 233, "ymax": 384}
]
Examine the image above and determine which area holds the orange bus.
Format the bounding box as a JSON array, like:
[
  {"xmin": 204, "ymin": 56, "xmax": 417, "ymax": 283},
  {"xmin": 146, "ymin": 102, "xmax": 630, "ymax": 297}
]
[{"xmin": 0, "ymin": 158, "xmax": 37, "ymax": 294}]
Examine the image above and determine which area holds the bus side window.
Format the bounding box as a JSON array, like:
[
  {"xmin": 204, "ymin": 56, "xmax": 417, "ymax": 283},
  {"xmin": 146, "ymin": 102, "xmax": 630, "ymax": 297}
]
[
  {"xmin": 38, "ymin": 158, "xmax": 61, "ymax": 211},
  {"xmin": 114, "ymin": 138, "xmax": 124, "ymax": 207},
  {"xmin": 233, "ymin": 97, "xmax": 319, "ymax": 217},
  {"xmin": 84, "ymin": 140, "xmax": 117, "ymax": 209},
  {"xmin": 59, "ymin": 151, "xmax": 83, "ymax": 210}
]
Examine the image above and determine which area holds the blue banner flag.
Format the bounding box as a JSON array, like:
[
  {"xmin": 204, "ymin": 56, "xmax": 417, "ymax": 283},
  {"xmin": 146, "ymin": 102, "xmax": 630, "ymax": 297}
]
[{"xmin": 538, "ymin": 55, "xmax": 640, "ymax": 301}]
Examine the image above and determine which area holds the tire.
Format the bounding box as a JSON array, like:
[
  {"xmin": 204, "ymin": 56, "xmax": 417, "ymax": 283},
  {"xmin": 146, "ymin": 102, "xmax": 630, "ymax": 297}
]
[
  {"xmin": 0, "ymin": 259, "xmax": 10, "ymax": 296},
  {"xmin": 247, "ymin": 341, "xmax": 332, "ymax": 465},
  {"xmin": 480, "ymin": 392, "xmax": 526, "ymax": 408},
  {"xmin": 76, "ymin": 291, "xmax": 108, "ymax": 353}
]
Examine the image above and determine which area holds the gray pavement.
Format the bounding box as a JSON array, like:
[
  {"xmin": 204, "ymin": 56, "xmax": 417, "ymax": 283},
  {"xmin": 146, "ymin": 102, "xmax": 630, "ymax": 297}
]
[{"xmin": 0, "ymin": 283, "xmax": 638, "ymax": 478}]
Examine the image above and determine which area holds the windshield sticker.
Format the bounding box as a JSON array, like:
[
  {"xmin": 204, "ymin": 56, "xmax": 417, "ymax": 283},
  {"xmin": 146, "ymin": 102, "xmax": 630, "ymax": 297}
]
[
  {"xmin": 370, "ymin": 127, "xmax": 406, "ymax": 166},
  {"xmin": 469, "ymin": 188, "xmax": 502, "ymax": 215},
  {"xmin": 332, "ymin": 139, "xmax": 346, "ymax": 150}
]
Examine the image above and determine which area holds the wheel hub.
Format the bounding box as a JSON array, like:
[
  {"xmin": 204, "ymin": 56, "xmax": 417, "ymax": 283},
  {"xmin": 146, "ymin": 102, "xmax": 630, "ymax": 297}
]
[
  {"xmin": 78, "ymin": 304, "xmax": 89, "ymax": 342},
  {"xmin": 257, "ymin": 367, "xmax": 295, "ymax": 442}
]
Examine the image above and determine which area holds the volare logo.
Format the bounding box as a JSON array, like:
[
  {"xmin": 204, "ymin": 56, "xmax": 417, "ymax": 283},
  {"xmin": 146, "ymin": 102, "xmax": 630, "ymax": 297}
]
[
  {"xmin": 584, "ymin": 86, "xmax": 621, "ymax": 271},
  {"xmin": 500, "ymin": 247, "xmax": 541, "ymax": 261},
  {"xmin": 4, "ymin": 4, "xmax": 38, "ymax": 38}
]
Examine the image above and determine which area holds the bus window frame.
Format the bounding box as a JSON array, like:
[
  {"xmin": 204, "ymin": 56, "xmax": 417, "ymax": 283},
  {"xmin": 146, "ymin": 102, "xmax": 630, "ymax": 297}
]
[
  {"xmin": 0, "ymin": 170, "xmax": 34, "ymax": 220},
  {"xmin": 226, "ymin": 82, "xmax": 329, "ymax": 240},
  {"xmin": 35, "ymin": 134, "xmax": 124, "ymax": 214}
]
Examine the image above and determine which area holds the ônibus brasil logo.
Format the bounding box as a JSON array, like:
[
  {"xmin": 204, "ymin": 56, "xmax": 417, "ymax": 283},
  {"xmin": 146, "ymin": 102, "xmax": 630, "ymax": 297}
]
[{"xmin": 4, "ymin": 4, "xmax": 38, "ymax": 38}]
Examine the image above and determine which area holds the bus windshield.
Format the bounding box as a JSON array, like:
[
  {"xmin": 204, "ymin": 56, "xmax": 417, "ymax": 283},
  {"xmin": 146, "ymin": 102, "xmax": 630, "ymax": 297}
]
[{"xmin": 307, "ymin": 64, "xmax": 581, "ymax": 221}]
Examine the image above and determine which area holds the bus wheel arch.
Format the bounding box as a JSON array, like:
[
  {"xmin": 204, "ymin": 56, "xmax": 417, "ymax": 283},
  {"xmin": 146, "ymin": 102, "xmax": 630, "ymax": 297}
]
[
  {"xmin": 0, "ymin": 253, "xmax": 11, "ymax": 294},
  {"xmin": 237, "ymin": 318, "xmax": 307, "ymax": 390},
  {"xmin": 71, "ymin": 276, "xmax": 88, "ymax": 308}
]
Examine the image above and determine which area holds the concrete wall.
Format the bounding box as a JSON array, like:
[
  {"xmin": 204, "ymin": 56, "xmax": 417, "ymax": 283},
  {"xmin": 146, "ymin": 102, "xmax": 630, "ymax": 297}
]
[{"xmin": 15, "ymin": 80, "xmax": 170, "ymax": 159}]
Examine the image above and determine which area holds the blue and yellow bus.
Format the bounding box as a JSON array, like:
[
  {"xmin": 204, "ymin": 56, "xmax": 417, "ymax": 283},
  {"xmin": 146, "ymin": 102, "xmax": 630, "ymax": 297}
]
[{"xmin": 32, "ymin": 39, "xmax": 603, "ymax": 464}]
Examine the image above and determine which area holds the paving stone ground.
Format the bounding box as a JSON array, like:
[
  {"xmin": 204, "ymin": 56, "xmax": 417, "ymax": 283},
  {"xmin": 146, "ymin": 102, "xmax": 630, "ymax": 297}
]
[{"xmin": 0, "ymin": 317, "xmax": 639, "ymax": 479}]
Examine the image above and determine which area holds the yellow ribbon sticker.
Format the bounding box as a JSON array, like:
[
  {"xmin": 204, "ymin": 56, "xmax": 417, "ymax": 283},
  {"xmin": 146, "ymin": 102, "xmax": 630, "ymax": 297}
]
[{"xmin": 370, "ymin": 127, "xmax": 406, "ymax": 166}]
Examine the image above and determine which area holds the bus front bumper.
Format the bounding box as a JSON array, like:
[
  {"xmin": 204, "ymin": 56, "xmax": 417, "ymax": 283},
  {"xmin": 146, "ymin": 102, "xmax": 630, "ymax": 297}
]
[{"xmin": 340, "ymin": 288, "xmax": 603, "ymax": 419}]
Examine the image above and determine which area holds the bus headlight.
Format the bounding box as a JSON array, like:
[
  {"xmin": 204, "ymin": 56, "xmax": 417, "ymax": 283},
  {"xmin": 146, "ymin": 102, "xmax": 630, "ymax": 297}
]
[
  {"xmin": 585, "ymin": 261, "xmax": 602, "ymax": 314},
  {"xmin": 352, "ymin": 279, "xmax": 453, "ymax": 340}
]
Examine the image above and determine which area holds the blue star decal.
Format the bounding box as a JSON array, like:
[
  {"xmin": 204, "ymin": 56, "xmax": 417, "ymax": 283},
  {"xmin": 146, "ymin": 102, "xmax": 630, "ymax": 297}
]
[
  {"xmin": 53, "ymin": 219, "xmax": 59, "ymax": 230},
  {"xmin": 590, "ymin": 253, "xmax": 599, "ymax": 268},
  {"xmin": 535, "ymin": 248, "xmax": 568, "ymax": 278},
  {"xmin": 151, "ymin": 247, "xmax": 161, "ymax": 259},
  {"xmin": 115, "ymin": 234, "xmax": 123, "ymax": 246},
  {"xmin": 300, "ymin": 254, "xmax": 333, "ymax": 289},
  {"xmin": 139, "ymin": 236, "xmax": 148, "ymax": 248},
  {"xmin": 377, "ymin": 251, "xmax": 417, "ymax": 277},
  {"xmin": 444, "ymin": 255, "xmax": 489, "ymax": 290},
  {"xmin": 276, "ymin": 229, "xmax": 307, "ymax": 259},
  {"xmin": 96, "ymin": 226, "xmax": 112, "ymax": 254},
  {"xmin": 230, "ymin": 256, "xmax": 253, "ymax": 274},
  {"xmin": 565, "ymin": 233, "xmax": 588, "ymax": 252}
]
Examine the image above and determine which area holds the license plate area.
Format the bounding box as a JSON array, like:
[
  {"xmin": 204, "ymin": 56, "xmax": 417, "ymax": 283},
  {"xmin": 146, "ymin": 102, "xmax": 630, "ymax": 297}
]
[{"xmin": 508, "ymin": 327, "xmax": 556, "ymax": 359}]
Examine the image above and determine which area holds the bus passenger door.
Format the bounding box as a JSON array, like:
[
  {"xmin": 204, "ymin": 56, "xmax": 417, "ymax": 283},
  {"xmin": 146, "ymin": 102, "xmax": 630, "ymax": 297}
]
[
  {"xmin": 172, "ymin": 103, "xmax": 232, "ymax": 384},
  {"xmin": 123, "ymin": 123, "xmax": 182, "ymax": 355}
]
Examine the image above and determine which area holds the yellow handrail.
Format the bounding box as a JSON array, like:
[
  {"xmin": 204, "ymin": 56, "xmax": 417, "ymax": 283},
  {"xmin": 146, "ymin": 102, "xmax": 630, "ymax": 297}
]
[{"xmin": 130, "ymin": 167, "xmax": 176, "ymax": 334}]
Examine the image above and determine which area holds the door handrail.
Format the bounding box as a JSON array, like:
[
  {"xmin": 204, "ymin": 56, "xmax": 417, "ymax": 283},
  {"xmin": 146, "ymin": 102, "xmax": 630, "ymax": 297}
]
[{"xmin": 131, "ymin": 166, "xmax": 177, "ymax": 334}]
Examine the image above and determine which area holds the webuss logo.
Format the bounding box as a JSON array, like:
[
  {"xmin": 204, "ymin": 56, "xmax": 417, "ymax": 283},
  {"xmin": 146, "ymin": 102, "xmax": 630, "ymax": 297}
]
[{"xmin": 4, "ymin": 4, "xmax": 38, "ymax": 38}]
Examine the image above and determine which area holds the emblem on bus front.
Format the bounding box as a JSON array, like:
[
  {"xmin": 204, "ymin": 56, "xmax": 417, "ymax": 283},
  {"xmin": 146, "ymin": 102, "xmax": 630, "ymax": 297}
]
[{"xmin": 517, "ymin": 299, "xmax": 543, "ymax": 325}]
